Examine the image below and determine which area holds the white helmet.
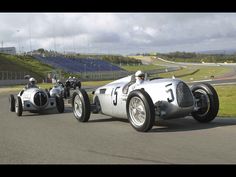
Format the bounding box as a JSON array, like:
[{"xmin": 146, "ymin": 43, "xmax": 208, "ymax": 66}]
[
  {"xmin": 69, "ymin": 76, "xmax": 72, "ymax": 79},
  {"xmin": 73, "ymin": 77, "xmax": 76, "ymax": 79},
  {"xmin": 135, "ymin": 70, "xmax": 145, "ymax": 77},
  {"xmin": 57, "ymin": 79, "xmax": 60, "ymax": 83},
  {"xmin": 29, "ymin": 77, "xmax": 36, "ymax": 84}
]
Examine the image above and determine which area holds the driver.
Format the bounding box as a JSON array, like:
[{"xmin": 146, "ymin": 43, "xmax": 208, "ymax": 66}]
[
  {"xmin": 57, "ymin": 79, "xmax": 64, "ymax": 87},
  {"xmin": 25, "ymin": 77, "xmax": 38, "ymax": 89},
  {"xmin": 127, "ymin": 70, "xmax": 146, "ymax": 93},
  {"xmin": 135, "ymin": 70, "xmax": 145, "ymax": 85}
]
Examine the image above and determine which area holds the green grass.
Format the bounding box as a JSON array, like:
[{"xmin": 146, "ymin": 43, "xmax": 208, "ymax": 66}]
[
  {"xmin": 82, "ymin": 80, "xmax": 113, "ymax": 87},
  {"xmin": 0, "ymin": 53, "xmax": 54, "ymax": 81},
  {"xmin": 154, "ymin": 66, "xmax": 232, "ymax": 82},
  {"xmin": 215, "ymin": 85, "xmax": 236, "ymax": 117},
  {"xmin": 121, "ymin": 64, "xmax": 164, "ymax": 71}
]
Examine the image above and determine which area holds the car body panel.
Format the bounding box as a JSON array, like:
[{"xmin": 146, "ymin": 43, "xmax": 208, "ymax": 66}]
[
  {"xmin": 50, "ymin": 84, "xmax": 64, "ymax": 97},
  {"xmin": 17, "ymin": 87, "xmax": 57, "ymax": 111},
  {"xmin": 93, "ymin": 75, "xmax": 195, "ymax": 120}
]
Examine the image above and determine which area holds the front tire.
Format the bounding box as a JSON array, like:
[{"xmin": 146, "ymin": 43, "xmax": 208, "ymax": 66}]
[
  {"xmin": 72, "ymin": 89, "xmax": 91, "ymax": 122},
  {"xmin": 126, "ymin": 89, "xmax": 155, "ymax": 132},
  {"xmin": 9, "ymin": 94, "xmax": 15, "ymax": 112},
  {"xmin": 92, "ymin": 96, "xmax": 101, "ymax": 114},
  {"xmin": 56, "ymin": 96, "xmax": 64, "ymax": 113},
  {"xmin": 191, "ymin": 82, "xmax": 219, "ymax": 123},
  {"xmin": 15, "ymin": 96, "xmax": 23, "ymax": 116}
]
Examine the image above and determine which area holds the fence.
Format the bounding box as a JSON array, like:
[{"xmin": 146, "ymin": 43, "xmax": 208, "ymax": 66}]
[
  {"xmin": 0, "ymin": 71, "xmax": 41, "ymax": 86},
  {"xmin": 0, "ymin": 71, "xmax": 29, "ymax": 80}
]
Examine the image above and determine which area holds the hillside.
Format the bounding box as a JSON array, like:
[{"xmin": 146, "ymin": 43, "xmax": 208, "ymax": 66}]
[{"xmin": 0, "ymin": 53, "xmax": 54, "ymax": 82}]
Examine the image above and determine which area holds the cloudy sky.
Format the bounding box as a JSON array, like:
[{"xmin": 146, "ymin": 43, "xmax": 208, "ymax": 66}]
[{"xmin": 1, "ymin": 13, "xmax": 236, "ymax": 55}]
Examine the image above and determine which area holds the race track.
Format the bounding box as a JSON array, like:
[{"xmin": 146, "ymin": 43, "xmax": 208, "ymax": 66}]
[{"xmin": 1, "ymin": 93, "xmax": 236, "ymax": 164}]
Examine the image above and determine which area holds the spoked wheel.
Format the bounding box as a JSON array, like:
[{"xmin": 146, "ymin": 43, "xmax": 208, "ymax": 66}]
[
  {"xmin": 126, "ymin": 89, "xmax": 155, "ymax": 132},
  {"xmin": 129, "ymin": 96, "xmax": 146, "ymax": 126},
  {"xmin": 72, "ymin": 89, "xmax": 91, "ymax": 122},
  {"xmin": 191, "ymin": 82, "xmax": 219, "ymax": 123}
]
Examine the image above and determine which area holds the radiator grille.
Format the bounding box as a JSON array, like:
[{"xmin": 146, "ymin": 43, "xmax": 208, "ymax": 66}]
[
  {"xmin": 34, "ymin": 91, "xmax": 47, "ymax": 107},
  {"xmin": 176, "ymin": 82, "xmax": 194, "ymax": 107}
]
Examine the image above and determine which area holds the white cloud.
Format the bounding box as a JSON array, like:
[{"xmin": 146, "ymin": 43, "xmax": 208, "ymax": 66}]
[{"xmin": 1, "ymin": 13, "xmax": 236, "ymax": 54}]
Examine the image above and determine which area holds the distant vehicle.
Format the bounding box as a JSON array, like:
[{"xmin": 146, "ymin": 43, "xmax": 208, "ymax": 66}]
[
  {"xmin": 65, "ymin": 77, "xmax": 81, "ymax": 90},
  {"xmin": 71, "ymin": 74, "xmax": 219, "ymax": 132},
  {"xmin": 9, "ymin": 87, "xmax": 64, "ymax": 116},
  {"xmin": 49, "ymin": 81, "xmax": 70, "ymax": 98}
]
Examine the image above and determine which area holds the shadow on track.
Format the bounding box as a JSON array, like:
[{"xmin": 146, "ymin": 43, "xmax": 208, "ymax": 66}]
[
  {"xmin": 87, "ymin": 116, "xmax": 236, "ymax": 133},
  {"xmin": 88, "ymin": 117, "xmax": 129, "ymax": 123},
  {"xmin": 20, "ymin": 107, "xmax": 72, "ymax": 117},
  {"xmin": 149, "ymin": 117, "xmax": 236, "ymax": 133}
]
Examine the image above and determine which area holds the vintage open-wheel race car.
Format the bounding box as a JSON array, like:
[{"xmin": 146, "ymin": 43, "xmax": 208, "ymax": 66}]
[
  {"xmin": 9, "ymin": 87, "xmax": 65, "ymax": 116},
  {"xmin": 71, "ymin": 74, "xmax": 219, "ymax": 132}
]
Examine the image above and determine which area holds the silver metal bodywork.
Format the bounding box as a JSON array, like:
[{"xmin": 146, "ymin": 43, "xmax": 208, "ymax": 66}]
[
  {"xmin": 93, "ymin": 75, "xmax": 195, "ymax": 120},
  {"xmin": 50, "ymin": 84, "xmax": 65, "ymax": 97},
  {"xmin": 17, "ymin": 88, "xmax": 56, "ymax": 111}
]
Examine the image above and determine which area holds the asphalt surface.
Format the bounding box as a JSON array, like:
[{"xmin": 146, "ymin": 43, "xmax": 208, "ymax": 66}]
[{"xmin": 1, "ymin": 93, "xmax": 236, "ymax": 164}]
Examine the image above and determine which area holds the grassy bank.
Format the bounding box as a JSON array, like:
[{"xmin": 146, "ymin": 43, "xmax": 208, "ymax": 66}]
[
  {"xmin": 0, "ymin": 53, "xmax": 54, "ymax": 81},
  {"xmin": 215, "ymin": 85, "xmax": 236, "ymax": 117},
  {"xmin": 155, "ymin": 66, "xmax": 232, "ymax": 82}
]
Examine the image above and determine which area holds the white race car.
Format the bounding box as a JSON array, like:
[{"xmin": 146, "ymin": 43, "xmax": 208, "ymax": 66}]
[
  {"xmin": 71, "ymin": 74, "xmax": 219, "ymax": 132},
  {"xmin": 9, "ymin": 87, "xmax": 64, "ymax": 116}
]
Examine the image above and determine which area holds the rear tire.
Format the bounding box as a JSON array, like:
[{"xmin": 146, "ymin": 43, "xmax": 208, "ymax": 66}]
[
  {"xmin": 126, "ymin": 89, "xmax": 155, "ymax": 132},
  {"xmin": 15, "ymin": 96, "xmax": 23, "ymax": 116},
  {"xmin": 191, "ymin": 82, "xmax": 219, "ymax": 123},
  {"xmin": 56, "ymin": 96, "xmax": 64, "ymax": 113},
  {"xmin": 72, "ymin": 89, "xmax": 91, "ymax": 122},
  {"xmin": 92, "ymin": 96, "xmax": 101, "ymax": 114},
  {"xmin": 9, "ymin": 94, "xmax": 15, "ymax": 112}
]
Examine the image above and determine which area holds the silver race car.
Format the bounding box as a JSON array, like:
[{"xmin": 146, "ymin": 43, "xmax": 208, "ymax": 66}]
[
  {"xmin": 9, "ymin": 87, "xmax": 65, "ymax": 116},
  {"xmin": 49, "ymin": 82, "xmax": 70, "ymax": 99},
  {"xmin": 71, "ymin": 74, "xmax": 219, "ymax": 132}
]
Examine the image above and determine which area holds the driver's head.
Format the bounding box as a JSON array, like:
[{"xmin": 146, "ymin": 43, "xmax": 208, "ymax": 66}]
[
  {"xmin": 29, "ymin": 77, "xmax": 36, "ymax": 85},
  {"xmin": 135, "ymin": 70, "xmax": 145, "ymax": 81}
]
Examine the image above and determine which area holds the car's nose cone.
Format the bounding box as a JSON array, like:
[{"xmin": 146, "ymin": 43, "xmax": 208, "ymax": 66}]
[{"xmin": 34, "ymin": 91, "xmax": 48, "ymax": 107}]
